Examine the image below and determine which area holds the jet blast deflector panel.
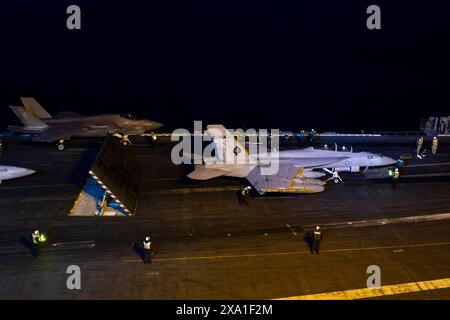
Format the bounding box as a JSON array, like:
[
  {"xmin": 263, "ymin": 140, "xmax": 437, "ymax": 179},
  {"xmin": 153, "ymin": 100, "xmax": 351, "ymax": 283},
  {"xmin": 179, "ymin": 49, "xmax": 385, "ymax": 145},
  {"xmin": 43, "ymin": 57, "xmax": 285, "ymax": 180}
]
[{"xmin": 70, "ymin": 136, "xmax": 143, "ymax": 216}]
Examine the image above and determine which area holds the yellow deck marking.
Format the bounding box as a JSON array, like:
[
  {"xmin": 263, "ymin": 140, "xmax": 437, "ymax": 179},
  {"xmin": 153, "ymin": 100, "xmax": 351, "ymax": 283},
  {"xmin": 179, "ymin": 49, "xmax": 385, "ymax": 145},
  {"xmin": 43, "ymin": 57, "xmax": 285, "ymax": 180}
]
[
  {"xmin": 68, "ymin": 189, "xmax": 84, "ymax": 216},
  {"xmin": 262, "ymin": 188, "xmax": 317, "ymax": 194},
  {"xmin": 288, "ymin": 168, "xmax": 305, "ymax": 189},
  {"xmin": 274, "ymin": 277, "xmax": 450, "ymax": 300}
]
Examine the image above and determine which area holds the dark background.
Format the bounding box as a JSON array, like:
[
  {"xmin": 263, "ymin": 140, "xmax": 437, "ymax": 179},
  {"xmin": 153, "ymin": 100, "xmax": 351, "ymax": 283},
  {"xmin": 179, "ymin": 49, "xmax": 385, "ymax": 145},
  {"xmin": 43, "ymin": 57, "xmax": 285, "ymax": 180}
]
[{"xmin": 0, "ymin": 0, "xmax": 449, "ymax": 132}]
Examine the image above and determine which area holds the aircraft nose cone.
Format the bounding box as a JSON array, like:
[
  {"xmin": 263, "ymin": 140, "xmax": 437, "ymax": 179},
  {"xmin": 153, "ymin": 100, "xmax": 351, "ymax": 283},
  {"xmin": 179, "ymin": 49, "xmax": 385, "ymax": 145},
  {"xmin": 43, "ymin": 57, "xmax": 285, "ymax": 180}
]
[
  {"xmin": 20, "ymin": 168, "xmax": 36, "ymax": 177},
  {"xmin": 384, "ymin": 157, "xmax": 397, "ymax": 166},
  {"xmin": 150, "ymin": 121, "xmax": 163, "ymax": 130}
]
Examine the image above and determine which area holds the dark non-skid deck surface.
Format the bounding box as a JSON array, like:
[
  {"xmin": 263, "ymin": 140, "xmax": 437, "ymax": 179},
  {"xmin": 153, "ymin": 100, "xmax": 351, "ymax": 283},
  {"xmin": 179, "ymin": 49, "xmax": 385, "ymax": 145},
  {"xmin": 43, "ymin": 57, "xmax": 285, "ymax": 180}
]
[{"xmin": 1, "ymin": 140, "xmax": 450, "ymax": 299}]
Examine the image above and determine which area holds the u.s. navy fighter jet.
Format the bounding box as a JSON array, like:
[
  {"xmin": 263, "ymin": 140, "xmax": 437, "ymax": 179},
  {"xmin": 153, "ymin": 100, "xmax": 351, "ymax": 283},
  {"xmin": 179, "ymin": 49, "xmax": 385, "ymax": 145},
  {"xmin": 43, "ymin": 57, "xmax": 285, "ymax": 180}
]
[
  {"xmin": 187, "ymin": 125, "xmax": 397, "ymax": 194},
  {"xmin": 0, "ymin": 165, "xmax": 36, "ymax": 184},
  {"xmin": 8, "ymin": 97, "xmax": 163, "ymax": 150}
]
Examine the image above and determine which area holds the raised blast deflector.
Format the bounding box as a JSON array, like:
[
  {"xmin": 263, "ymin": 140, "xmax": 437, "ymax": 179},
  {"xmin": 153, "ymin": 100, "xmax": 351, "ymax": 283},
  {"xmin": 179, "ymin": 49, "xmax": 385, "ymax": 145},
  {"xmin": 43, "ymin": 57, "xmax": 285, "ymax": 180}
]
[{"xmin": 69, "ymin": 136, "xmax": 143, "ymax": 216}]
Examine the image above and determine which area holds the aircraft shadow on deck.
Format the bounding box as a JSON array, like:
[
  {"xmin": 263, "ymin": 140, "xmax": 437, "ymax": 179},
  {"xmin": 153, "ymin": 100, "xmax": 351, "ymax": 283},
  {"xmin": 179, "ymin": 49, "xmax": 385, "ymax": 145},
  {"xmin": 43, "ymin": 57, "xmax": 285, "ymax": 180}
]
[{"xmin": 20, "ymin": 237, "xmax": 38, "ymax": 258}]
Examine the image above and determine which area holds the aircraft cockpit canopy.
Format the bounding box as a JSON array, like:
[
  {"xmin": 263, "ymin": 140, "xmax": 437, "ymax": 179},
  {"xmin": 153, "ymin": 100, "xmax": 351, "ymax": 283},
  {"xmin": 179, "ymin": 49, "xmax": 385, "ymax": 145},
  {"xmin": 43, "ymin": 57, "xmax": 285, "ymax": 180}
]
[
  {"xmin": 120, "ymin": 113, "xmax": 140, "ymax": 120},
  {"xmin": 317, "ymin": 143, "xmax": 354, "ymax": 152}
]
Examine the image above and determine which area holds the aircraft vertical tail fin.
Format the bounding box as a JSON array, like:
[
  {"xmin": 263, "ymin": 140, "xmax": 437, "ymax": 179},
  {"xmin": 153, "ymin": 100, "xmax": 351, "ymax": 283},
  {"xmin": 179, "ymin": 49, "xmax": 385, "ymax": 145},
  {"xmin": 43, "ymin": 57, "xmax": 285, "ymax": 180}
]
[
  {"xmin": 206, "ymin": 124, "xmax": 248, "ymax": 161},
  {"xmin": 9, "ymin": 106, "xmax": 48, "ymax": 129},
  {"xmin": 20, "ymin": 97, "xmax": 53, "ymax": 119}
]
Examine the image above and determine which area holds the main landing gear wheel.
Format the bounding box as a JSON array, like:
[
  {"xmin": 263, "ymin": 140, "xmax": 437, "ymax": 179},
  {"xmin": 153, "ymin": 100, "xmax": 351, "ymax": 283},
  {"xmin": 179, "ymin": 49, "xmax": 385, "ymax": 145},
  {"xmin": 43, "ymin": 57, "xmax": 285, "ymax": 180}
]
[{"xmin": 56, "ymin": 142, "xmax": 65, "ymax": 151}]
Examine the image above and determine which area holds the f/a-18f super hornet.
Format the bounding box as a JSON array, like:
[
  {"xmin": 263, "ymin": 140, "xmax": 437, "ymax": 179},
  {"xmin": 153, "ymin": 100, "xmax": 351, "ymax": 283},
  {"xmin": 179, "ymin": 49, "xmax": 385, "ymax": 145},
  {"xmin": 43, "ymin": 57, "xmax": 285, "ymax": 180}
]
[
  {"xmin": 0, "ymin": 165, "xmax": 35, "ymax": 184},
  {"xmin": 187, "ymin": 125, "xmax": 397, "ymax": 194},
  {"xmin": 8, "ymin": 97, "xmax": 163, "ymax": 150}
]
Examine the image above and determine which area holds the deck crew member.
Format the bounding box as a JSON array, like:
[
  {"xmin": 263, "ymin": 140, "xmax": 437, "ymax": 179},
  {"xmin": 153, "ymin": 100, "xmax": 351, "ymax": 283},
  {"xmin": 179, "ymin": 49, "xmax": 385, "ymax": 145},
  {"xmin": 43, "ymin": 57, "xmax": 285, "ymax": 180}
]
[
  {"xmin": 143, "ymin": 236, "xmax": 152, "ymax": 264},
  {"xmin": 240, "ymin": 186, "xmax": 252, "ymax": 206},
  {"xmin": 432, "ymin": 136, "xmax": 439, "ymax": 155},
  {"xmin": 312, "ymin": 226, "xmax": 323, "ymax": 254},
  {"xmin": 393, "ymin": 168, "xmax": 400, "ymax": 180},
  {"xmin": 390, "ymin": 167, "xmax": 400, "ymax": 190},
  {"xmin": 416, "ymin": 136, "xmax": 424, "ymax": 157},
  {"xmin": 31, "ymin": 230, "xmax": 41, "ymax": 257}
]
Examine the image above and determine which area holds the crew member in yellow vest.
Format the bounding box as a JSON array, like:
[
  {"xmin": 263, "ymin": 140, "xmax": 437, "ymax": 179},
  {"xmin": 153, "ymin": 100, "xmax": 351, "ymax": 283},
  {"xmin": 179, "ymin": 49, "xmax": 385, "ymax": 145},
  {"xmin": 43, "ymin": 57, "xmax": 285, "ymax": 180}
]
[
  {"xmin": 312, "ymin": 226, "xmax": 323, "ymax": 254},
  {"xmin": 416, "ymin": 136, "xmax": 424, "ymax": 157},
  {"xmin": 31, "ymin": 230, "xmax": 44, "ymax": 257},
  {"xmin": 143, "ymin": 236, "xmax": 152, "ymax": 264},
  {"xmin": 432, "ymin": 136, "xmax": 439, "ymax": 155}
]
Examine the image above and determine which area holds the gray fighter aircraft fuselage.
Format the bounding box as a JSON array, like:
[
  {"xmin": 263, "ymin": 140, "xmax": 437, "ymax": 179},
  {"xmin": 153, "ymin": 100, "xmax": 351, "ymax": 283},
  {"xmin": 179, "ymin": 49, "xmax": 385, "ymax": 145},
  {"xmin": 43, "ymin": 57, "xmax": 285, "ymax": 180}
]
[
  {"xmin": 0, "ymin": 165, "xmax": 36, "ymax": 184},
  {"xmin": 187, "ymin": 125, "xmax": 397, "ymax": 194},
  {"xmin": 7, "ymin": 98, "xmax": 163, "ymax": 148},
  {"xmin": 9, "ymin": 114, "xmax": 162, "ymax": 137},
  {"xmin": 201, "ymin": 147, "xmax": 396, "ymax": 177}
]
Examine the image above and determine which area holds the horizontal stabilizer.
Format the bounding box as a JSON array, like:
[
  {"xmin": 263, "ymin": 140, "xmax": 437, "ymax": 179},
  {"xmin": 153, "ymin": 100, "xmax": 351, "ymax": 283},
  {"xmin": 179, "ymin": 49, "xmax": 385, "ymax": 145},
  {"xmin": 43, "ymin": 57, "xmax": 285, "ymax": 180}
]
[
  {"xmin": 9, "ymin": 106, "xmax": 48, "ymax": 130},
  {"xmin": 187, "ymin": 166, "xmax": 225, "ymax": 180},
  {"xmin": 180, "ymin": 152, "xmax": 204, "ymax": 164},
  {"xmin": 31, "ymin": 124, "xmax": 84, "ymax": 142}
]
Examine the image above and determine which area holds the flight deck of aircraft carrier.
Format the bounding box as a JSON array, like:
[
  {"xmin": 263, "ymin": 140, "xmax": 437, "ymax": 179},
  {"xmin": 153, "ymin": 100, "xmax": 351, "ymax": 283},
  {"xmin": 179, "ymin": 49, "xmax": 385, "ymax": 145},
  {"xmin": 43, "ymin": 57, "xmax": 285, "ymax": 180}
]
[
  {"xmin": 1, "ymin": 116, "xmax": 450, "ymax": 300},
  {"xmin": 1, "ymin": 0, "xmax": 450, "ymax": 307}
]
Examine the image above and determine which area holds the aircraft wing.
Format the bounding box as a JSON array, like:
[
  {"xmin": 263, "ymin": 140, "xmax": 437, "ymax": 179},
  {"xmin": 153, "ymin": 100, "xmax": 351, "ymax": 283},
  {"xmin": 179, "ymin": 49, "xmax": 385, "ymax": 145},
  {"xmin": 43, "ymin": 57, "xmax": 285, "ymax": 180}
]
[
  {"xmin": 31, "ymin": 124, "xmax": 87, "ymax": 142},
  {"xmin": 187, "ymin": 166, "xmax": 226, "ymax": 180},
  {"xmin": 246, "ymin": 157, "xmax": 348, "ymax": 194},
  {"xmin": 119, "ymin": 126, "xmax": 146, "ymax": 136}
]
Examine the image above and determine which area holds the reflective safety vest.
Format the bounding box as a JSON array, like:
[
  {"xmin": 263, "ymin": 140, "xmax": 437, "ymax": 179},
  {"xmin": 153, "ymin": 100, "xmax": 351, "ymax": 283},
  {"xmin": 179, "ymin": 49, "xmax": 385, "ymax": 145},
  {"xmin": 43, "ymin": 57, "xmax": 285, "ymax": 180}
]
[
  {"xmin": 143, "ymin": 240, "xmax": 152, "ymax": 250},
  {"xmin": 32, "ymin": 233, "xmax": 40, "ymax": 245},
  {"xmin": 313, "ymin": 231, "xmax": 322, "ymax": 241}
]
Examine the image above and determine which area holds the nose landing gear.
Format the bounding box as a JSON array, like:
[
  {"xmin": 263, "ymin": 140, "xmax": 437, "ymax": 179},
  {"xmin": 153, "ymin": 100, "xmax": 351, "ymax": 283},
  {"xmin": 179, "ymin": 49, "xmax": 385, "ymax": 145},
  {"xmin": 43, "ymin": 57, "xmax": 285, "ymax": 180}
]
[
  {"xmin": 324, "ymin": 168, "xmax": 343, "ymax": 184},
  {"xmin": 56, "ymin": 140, "xmax": 66, "ymax": 151},
  {"xmin": 121, "ymin": 135, "xmax": 132, "ymax": 146},
  {"xmin": 112, "ymin": 133, "xmax": 133, "ymax": 146}
]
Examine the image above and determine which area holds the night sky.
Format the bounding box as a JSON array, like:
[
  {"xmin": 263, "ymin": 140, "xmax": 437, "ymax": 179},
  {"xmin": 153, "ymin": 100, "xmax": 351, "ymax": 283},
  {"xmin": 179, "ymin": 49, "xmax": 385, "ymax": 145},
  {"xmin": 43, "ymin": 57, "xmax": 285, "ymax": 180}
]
[{"xmin": 0, "ymin": 1, "xmax": 449, "ymax": 132}]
